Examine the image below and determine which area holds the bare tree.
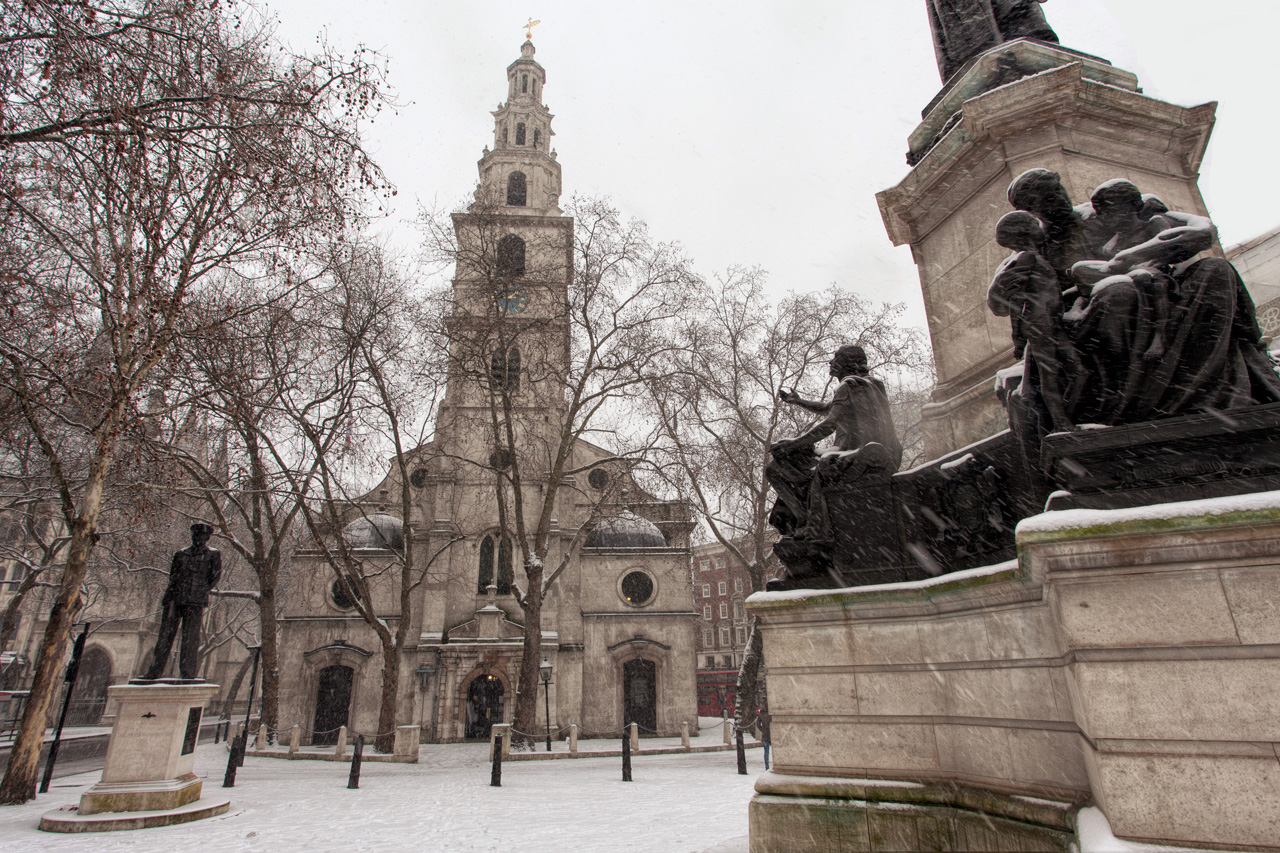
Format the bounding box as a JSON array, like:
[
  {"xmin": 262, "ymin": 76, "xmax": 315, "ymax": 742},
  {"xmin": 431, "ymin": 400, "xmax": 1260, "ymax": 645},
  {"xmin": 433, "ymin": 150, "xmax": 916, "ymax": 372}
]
[
  {"xmin": 646, "ymin": 270, "xmax": 932, "ymax": 726},
  {"xmin": 0, "ymin": 0, "xmax": 384, "ymax": 803},
  {"xmin": 423, "ymin": 194, "xmax": 701, "ymax": 746}
]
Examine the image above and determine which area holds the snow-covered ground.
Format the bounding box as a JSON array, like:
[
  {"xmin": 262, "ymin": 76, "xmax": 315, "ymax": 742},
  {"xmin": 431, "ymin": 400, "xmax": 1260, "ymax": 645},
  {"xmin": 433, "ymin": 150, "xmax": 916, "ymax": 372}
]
[{"xmin": 0, "ymin": 739, "xmax": 759, "ymax": 852}]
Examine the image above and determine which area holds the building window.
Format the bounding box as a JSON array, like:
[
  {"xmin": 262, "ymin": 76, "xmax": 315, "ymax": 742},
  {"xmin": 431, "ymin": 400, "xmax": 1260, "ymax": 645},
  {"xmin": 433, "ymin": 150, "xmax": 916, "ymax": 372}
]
[
  {"xmin": 478, "ymin": 534, "xmax": 514, "ymax": 595},
  {"xmin": 506, "ymin": 171, "xmax": 527, "ymax": 206},
  {"xmin": 490, "ymin": 348, "xmax": 520, "ymax": 392},
  {"xmin": 698, "ymin": 559, "xmax": 709, "ymax": 572},
  {"xmin": 719, "ymin": 603, "xmax": 728, "ymax": 619},
  {"xmin": 620, "ymin": 570, "xmax": 655, "ymax": 606},
  {"xmin": 718, "ymin": 582, "xmax": 726, "ymax": 596},
  {"xmin": 702, "ymin": 584, "xmax": 710, "ymax": 598},
  {"xmin": 521, "ymin": 73, "xmax": 528, "ymax": 93},
  {"xmin": 736, "ymin": 626, "xmax": 747, "ymax": 644},
  {"xmin": 720, "ymin": 627, "xmax": 730, "ymax": 646},
  {"xmin": 533, "ymin": 129, "xmax": 541, "ymax": 148},
  {"xmin": 735, "ymin": 601, "xmax": 745, "ymax": 619},
  {"xmin": 704, "ymin": 630, "xmax": 714, "ymax": 646},
  {"xmin": 715, "ymin": 556, "xmax": 725, "ymax": 569},
  {"xmin": 501, "ymin": 126, "xmax": 508, "ymax": 145},
  {"xmin": 703, "ymin": 605, "xmax": 711, "ymax": 620},
  {"xmin": 496, "ymin": 234, "xmax": 526, "ymax": 277},
  {"xmin": 516, "ymin": 123, "xmax": 526, "ymax": 145},
  {"xmin": 734, "ymin": 579, "xmax": 743, "ymax": 593}
]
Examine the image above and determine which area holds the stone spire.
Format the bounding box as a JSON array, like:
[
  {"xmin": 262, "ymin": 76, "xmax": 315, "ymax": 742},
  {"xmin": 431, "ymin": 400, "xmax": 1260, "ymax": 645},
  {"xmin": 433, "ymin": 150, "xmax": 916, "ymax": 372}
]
[{"xmin": 472, "ymin": 40, "xmax": 562, "ymax": 215}]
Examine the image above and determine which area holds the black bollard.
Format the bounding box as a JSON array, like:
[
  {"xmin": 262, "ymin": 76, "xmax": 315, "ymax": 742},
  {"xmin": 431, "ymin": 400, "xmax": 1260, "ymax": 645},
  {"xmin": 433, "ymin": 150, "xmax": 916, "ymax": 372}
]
[
  {"xmin": 621, "ymin": 727, "xmax": 632, "ymax": 782},
  {"xmin": 490, "ymin": 735, "xmax": 503, "ymax": 787},
  {"xmin": 347, "ymin": 734, "xmax": 364, "ymax": 789},
  {"xmin": 735, "ymin": 726, "xmax": 747, "ymax": 775},
  {"xmin": 222, "ymin": 729, "xmax": 244, "ymax": 788},
  {"xmin": 213, "ymin": 719, "xmax": 222, "ymax": 745}
]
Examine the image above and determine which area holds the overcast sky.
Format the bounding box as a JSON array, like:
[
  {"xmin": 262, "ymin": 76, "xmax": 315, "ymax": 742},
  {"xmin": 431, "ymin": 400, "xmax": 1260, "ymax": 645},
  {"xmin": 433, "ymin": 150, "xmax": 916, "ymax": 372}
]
[{"xmin": 261, "ymin": 0, "xmax": 1276, "ymax": 330}]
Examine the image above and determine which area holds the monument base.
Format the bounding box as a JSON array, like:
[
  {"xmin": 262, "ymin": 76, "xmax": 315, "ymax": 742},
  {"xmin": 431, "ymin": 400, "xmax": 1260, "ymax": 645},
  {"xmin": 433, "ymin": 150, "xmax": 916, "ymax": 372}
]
[
  {"xmin": 39, "ymin": 797, "xmax": 231, "ymax": 833},
  {"xmin": 749, "ymin": 491, "xmax": 1280, "ymax": 851},
  {"xmin": 41, "ymin": 681, "xmax": 225, "ymax": 833},
  {"xmin": 750, "ymin": 775, "xmax": 1075, "ymax": 853}
]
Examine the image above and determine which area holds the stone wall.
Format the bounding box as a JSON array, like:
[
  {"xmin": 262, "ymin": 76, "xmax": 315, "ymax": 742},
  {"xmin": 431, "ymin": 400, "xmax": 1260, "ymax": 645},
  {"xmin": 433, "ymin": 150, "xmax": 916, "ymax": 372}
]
[{"xmin": 748, "ymin": 490, "xmax": 1280, "ymax": 851}]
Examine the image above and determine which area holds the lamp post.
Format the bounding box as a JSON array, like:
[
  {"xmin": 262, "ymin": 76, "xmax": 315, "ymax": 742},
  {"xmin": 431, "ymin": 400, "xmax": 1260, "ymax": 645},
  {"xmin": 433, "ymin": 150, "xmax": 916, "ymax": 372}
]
[{"xmin": 539, "ymin": 657, "xmax": 553, "ymax": 752}]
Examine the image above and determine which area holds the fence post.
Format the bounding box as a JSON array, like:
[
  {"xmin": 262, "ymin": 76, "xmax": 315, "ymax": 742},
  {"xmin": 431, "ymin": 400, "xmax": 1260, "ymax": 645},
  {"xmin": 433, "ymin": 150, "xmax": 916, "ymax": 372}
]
[
  {"xmin": 335, "ymin": 725, "xmax": 348, "ymax": 758},
  {"xmin": 723, "ymin": 718, "xmax": 732, "ymax": 745},
  {"xmin": 621, "ymin": 727, "xmax": 632, "ymax": 782},
  {"xmin": 569, "ymin": 723, "xmax": 579, "ymax": 755},
  {"xmin": 736, "ymin": 725, "xmax": 747, "ymax": 775},
  {"xmin": 490, "ymin": 732, "xmax": 503, "ymax": 787},
  {"xmin": 629, "ymin": 721, "xmax": 639, "ymax": 753},
  {"xmin": 681, "ymin": 721, "xmax": 690, "ymax": 749},
  {"xmin": 289, "ymin": 724, "xmax": 301, "ymax": 754},
  {"xmin": 255, "ymin": 722, "xmax": 267, "ymax": 752},
  {"xmin": 347, "ymin": 734, "xmax": 364, "ymax": 789}
]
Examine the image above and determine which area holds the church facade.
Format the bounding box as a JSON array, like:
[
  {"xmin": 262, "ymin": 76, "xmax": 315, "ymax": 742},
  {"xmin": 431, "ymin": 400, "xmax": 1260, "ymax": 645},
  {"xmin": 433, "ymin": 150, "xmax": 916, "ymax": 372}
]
[{"xmin": 275, "ymin": 40, "xmax": 698, "ymax": 745}]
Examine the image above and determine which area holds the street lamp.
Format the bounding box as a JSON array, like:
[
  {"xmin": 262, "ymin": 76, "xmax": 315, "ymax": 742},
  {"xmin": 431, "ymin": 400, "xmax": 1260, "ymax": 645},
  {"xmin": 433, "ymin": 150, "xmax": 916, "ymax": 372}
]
[{"xmin": 539, "ymin": 657, "xmax": 553, "ymax": 752}]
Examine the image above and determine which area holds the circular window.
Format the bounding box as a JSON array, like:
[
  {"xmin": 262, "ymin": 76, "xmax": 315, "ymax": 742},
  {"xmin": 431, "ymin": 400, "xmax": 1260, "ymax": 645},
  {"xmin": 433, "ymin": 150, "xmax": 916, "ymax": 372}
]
[
  {"xmin": 620, "ymin": 571, "xmax": 655, "ymax": 606},
  {"xmin": 588, "ymin": 468, "xmax": 609, "ymax": 490},
  {"xmin": 489, "ymin": 450, "xmax": 512, "ymax": 470},
  {"xmin": 410, "ymin": 468, "xmax": 428, "ymax": 488},
  {"xmin": 331, "ymin": 577, "xmax": 361, "ymax": 610}
]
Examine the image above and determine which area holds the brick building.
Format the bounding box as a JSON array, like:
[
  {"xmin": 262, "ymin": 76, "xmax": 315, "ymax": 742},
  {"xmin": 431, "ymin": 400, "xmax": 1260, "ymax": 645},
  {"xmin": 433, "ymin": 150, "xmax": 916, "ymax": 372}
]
[{"xmin": 691, "ymin": 541, "xmax": 755, "ymax": 716}]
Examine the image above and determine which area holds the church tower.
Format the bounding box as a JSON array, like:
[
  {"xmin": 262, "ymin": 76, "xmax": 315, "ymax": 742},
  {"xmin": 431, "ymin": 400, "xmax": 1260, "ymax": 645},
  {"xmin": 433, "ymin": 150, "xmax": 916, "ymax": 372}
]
[{"xmin": 477, "ymin": 40, "xmax": 562, "ymax": 215}]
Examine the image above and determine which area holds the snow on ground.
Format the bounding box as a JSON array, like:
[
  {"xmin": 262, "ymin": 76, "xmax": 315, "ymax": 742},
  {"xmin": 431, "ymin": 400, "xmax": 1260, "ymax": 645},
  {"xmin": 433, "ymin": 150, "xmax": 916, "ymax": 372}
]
[{"xmin": 0, "ymin": 738, "xmax": 760, "ymax": 853}]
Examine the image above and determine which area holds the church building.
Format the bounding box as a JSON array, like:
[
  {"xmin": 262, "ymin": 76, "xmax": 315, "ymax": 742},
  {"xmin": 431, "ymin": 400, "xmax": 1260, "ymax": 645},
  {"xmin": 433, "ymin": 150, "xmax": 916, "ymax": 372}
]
[{"xmin": 275, "ymin": 39, "xmax": 698, "ymax": 745}]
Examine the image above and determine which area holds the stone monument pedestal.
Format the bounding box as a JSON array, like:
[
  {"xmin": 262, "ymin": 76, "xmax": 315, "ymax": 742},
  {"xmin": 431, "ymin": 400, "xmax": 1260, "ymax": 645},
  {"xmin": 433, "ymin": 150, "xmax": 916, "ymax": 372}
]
[
  {"xmin": 748, "ymin": 491, "xmax": 1280, "ymax": 852},
  {"xmin": 40, "ymin": 681, "xmax": 229, "ymax": 833},
  {"xmin": 876, "ymin": 38, "xmax": 1218, "ymax": 460}
]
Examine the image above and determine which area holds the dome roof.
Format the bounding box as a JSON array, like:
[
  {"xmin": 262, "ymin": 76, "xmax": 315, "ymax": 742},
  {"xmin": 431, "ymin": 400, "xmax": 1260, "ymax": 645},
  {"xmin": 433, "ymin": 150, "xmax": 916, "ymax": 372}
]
[
  {"xmin": 586, "ymin": 511, "xmax": 666, "ymax": 549},
  {"xmin": 342, "ymin": 513, "xmax": 404, "ymax": 550}
]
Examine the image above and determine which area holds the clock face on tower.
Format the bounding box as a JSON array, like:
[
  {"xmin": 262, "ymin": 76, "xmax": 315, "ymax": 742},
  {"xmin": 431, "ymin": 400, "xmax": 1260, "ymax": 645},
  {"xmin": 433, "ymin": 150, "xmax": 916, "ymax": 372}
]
[{"xmin": 494, "ymin": 286, "xmax": 529, "ymax": 315}]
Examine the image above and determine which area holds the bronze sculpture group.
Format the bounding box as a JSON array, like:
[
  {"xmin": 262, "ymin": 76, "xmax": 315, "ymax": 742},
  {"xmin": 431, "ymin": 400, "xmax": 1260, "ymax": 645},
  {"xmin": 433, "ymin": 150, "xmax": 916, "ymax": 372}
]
[{"xmin": 991, "ymin": 170, "xmax": 1280, "ymax": 439}]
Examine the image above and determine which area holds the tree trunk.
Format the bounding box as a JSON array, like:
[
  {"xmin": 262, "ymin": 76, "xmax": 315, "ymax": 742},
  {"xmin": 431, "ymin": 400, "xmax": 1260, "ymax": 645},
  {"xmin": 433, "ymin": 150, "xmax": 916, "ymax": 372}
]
[
  {"xmin": 220, "ymin": 653, "xmax": 253, "ymax": 720},
  {"xmin": 0, "ymin": 517, "xmax": 95, "ymax": 804},
  {"xmin": 376, "ymin": 642, "xmax": 398, "ymax": 754},
  {"xmin": 256, "ymin": 587, "xmax": 280, "ymax": 743},
  {"xmin": 511, "ymin": 560, "xmax": 545, "ymax": 748},
  {"xmin": 733, "ymin": 619, "xmax": 765, "ymax": 728}
]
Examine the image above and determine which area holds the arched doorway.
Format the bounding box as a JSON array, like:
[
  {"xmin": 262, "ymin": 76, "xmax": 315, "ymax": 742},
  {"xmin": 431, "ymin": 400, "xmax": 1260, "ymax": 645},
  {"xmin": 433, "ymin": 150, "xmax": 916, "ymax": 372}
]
[
  {"xmin": 623, "ymin": 659, "xmax": 657, "ymax": 734},
  {"xmin": 465, "ymin": 674, "xmax": 504, "ymax": 739},
  {"xmin": 312, "ymin": 665, "xmax": 354, "ymax": 745},
  {"xmin": 66, "ymin": 647, "xmax": 111, "ymax": 726}
]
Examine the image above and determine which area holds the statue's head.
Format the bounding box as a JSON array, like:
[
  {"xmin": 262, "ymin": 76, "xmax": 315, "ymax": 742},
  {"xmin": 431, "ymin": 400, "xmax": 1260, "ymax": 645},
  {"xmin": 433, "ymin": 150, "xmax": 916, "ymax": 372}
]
[
  {"xmin": 995, "ymin": 210, "xmax": 1046, "ymax": 253},
  {"xmin": 1090, "ymin": 179, "xmax": 1144, "ymax": 230},
  {"xmin": 1008, "ymin": 168, "xmax": 1073, "ymax": 222},
  {"xmin": 830, "ymin": 345, "xmax": 869, "ymax": 378},
  {"xmin": 190, "ymin": 522, "xmax": 213, "ymax": 546}
]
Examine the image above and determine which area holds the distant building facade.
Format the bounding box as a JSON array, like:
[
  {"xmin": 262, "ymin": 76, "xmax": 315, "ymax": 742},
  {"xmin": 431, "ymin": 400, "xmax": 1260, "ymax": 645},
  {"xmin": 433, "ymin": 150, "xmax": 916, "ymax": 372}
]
[
  {"xmin": 691, "ymin": 541, "xmax": 756, "ymax": 717},
  {"xmin": 1227, "ymin": 225, "xmax": 1280, "ymax": 342}
]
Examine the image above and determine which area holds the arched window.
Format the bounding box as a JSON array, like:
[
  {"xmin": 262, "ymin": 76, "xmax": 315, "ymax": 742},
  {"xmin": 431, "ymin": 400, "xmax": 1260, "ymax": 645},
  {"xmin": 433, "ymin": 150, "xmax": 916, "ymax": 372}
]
[
  {"xmin": 521, "ymin": 74, "xmax": 528, "ymax": 93},
  {"xmin": 496, "ymin": 234, "xmax": 525, "ymax": 277},
  {"xmin": 501, "ymin": 126, "xmax": 509, "ymax": 146},
  {"xmin": 533, "ymin": 129, "xmax": 541, "ymax": 149},
  {"xmin": 516, "ymin": 123, "xmax": 526, "ymax": 145},
  {"xmin": 490, "ymin": 347, "xmax": 520, "ymax": 392},
  {"xmin": 506, "ymin": 171, "xmax": 527, "ymax": 206},
  {"xmin": 478, "ymin": 533, "xmax": 514, "ymax": 594}
]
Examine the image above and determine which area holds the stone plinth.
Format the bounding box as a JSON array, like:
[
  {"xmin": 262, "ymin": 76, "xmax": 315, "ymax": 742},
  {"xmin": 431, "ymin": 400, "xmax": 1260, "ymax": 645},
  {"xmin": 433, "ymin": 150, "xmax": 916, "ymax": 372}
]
[
  {"xmin": 42, "ymin": 681, "xmax": 228, "ymax": 832},
  {"xmin": 1020, "ymin": 495, "xmax": 1280, "ymax": 851},
  {"xmin": 876, "ymin": 39, "xmax": 1217, "ymax": 459},
  {"xmin": 747, "ymin": 490, "xmax": 1280, "ymax": 851}
]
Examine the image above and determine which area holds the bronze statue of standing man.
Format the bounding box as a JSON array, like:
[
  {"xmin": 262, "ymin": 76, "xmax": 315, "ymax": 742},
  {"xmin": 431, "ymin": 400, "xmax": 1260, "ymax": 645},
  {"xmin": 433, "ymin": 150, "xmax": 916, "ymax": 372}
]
[
  {"xmin": 143, "ymin": 523, "xmax": 222, "ymax": 680},
  {"xmin": 927, "ymin": 0, "xmax": 1058, "ymax": 82}
]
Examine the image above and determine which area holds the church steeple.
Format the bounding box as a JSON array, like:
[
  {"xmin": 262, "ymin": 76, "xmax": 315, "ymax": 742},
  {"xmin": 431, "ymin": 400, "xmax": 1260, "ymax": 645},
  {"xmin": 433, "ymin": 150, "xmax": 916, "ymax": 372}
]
[{"xmin": 473, "ymin": 40, "xmax": 562, "ymax": 215}]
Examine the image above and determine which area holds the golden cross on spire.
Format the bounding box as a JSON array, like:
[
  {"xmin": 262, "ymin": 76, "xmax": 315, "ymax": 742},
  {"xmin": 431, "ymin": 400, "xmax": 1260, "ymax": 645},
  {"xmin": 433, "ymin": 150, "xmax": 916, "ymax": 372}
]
[{"xmin": 523, "ymin": 17, "xmax": 541, "ymax": 40}]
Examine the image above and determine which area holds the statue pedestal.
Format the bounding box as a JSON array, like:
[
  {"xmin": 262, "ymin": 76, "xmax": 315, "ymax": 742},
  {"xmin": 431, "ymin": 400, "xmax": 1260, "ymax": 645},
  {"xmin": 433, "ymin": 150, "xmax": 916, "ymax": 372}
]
[
  {"xmin": 876, "ymin": 38, "xmax": 1218, "ymax": 459},
  {"xmin": 748, "ymin": 491, "xmax": 1280, "ymax": 851},
  {"xmin": 40, "ymin": 681, "xmax": 229, "ymax": 833}
]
